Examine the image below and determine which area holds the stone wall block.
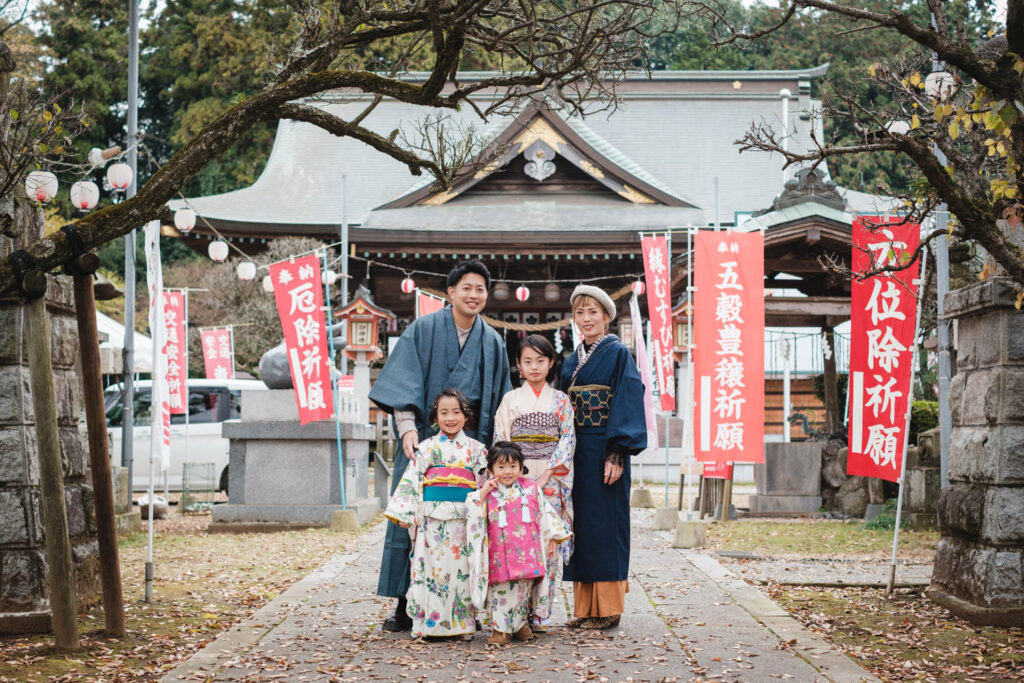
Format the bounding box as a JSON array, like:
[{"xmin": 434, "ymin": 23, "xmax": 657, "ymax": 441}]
[
  {"xmin": 81, "ymin": 484, "xmax": 96, "ymax": 536},
  {"xmin": 54, "ymin": 369, "xmax": 82, "ymax": 427},
  {"xmin": 986, "ymin": 551, "xmax": 1024, "ymax": 604},
  {"xmin": 63, "ymin": 484, "xmax": 86, "ymax": 538},
  {"xmin": 0, "ymin": 489, "xmax": 29, "ymax": 546},
  {"xmin": 0, "ymin": 308, "xmax": 24, "ymax": 363},
  {"xmin": 981, "ymin": 487, "xmax": 1024, "ymax": 545},
  {"xmin": 58, "ymin": 427, "xmax": 87, "ymax": 479},
  {"xmin": 995, "ymin": 426, "xmax": 1024, "ymax": 484},
  {"xmin": 25, "ymin": 489, "xmax": 42, "ymax": 546},
  {"xmin": 937, "ymin": 482, "xmax": 986, "ymax": 539},
  {"xmin": 998, "ymin": 368, "xmax": 1024, "ymax": 423},
  {"xmin": 43, "ymin": 275, "xmax": 75, "ymax": 314},
  {"xmin": 932, "ymin": 537, "xmax": 985, "ymax": 603},
  {"xmin": 0, "ymin": 366, "xmax": 32, "ymax": 426},
  {"xmin": 48, "ymin": 315, "xmax": 79, "ymax": 369},
  {"xmin": 0, "ymin": 428, "xmax": 27, "ymax": 484},
  {"xmin": 975, "ymin": 311, "xmax": 1004, "ymax": 368},
  {"xmin": 948, "ymin": 426, "xmax": 989, "ymax": 482},
  {"xmin": 948, "ymin": 373, "xmax": 964, "ymax": 425},
  {"xmin": 0, "ymin": 550, "xmax": 48, "ymax": 612},
  {"xmin": 960, "ymin": 369, "xmax": 999, "ymax": 426},
  {"xmin": 1007, "ymin": 311, "xmax": 1024, "ymax": 363},
  {"xmin": 954, "ymin": 316, "xmax": 977, "ymax": 372}
]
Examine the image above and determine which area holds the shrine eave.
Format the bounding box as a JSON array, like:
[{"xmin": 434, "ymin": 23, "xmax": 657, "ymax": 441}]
[{"xmin": 764, "ymin": 296, "xmax": 849, "ymax": 328}]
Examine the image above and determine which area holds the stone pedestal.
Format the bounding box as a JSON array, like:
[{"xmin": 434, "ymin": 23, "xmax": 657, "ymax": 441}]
[
  {"xmin": 0, "ymin": 276, "xmax": 101, "ymax": 634},
  {"xmin": 904, "ymin": 429, "xmax": 941, "ymax": 530},
  {"xmin": 747, "ymin": 442, "xmax": 822, "ymax": 514},
  {"xmin": 212, "ymin": 390, "xmax": 378, "ymax": 529},
  {"xmin": 928, "ymin": 277, "xmax": 1024, "ymax": 626}
]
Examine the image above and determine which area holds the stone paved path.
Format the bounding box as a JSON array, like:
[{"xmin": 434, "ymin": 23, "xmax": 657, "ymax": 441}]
[
  {"xmin": 163, "ymin": 511, "xmax": 880, "ymax": 682},
  {"xmin": 719, "ymin": 556, "xmax": 932, "ymax": 587}
]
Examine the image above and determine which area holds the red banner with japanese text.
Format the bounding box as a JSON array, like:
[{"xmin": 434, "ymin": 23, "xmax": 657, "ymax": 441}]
[
  {"xmin": 162, "ymin": 291, "xmax": 187, "ymax": 414},
  {"xmin": 269, "ymin": 255, "xmax": 334, "ymax": 424},
  {"xmin": 201, "ymin": 328, "xmax": 235, "ymax": 380},
  {"xmin": 641, "ymin": 234, "xmax": 676, "ymax": 411},
  {"xmin": 693, "ymin": 231, "xmax": 764, "ymax": 463},
  {"xmin": 702, "ymin": 461, "xmax": 734, "ymax": 480},
  {"xmin": 416, "ymin": 290, "xmax": 445, "ymax": 318},
  {"xmin": 847, "ymin": 217, "xmax": 921, "ymax": 482}
]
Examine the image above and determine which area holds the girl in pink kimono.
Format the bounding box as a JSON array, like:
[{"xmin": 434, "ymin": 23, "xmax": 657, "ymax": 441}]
[
  {"xmin": 492, "ymin": 335, "xmax": 575, "ymax": 631},
  {"xmin": 467, "ymin": 442, "xmax": 571, "ymax": 645}
]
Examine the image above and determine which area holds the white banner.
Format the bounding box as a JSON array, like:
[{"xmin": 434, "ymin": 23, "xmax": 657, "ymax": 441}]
[{"xmin": 144, "ymin": 220, "xmax": 171, "ymax": 470}]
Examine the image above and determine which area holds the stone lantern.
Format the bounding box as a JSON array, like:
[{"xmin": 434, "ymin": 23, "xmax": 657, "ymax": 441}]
[{"xmin": 335, "ymin": 287, "xmax": 395, "ymax": 422}]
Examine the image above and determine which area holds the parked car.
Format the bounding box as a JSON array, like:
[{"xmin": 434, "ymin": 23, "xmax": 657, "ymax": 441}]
[{"xmin": 105, "ymin": 378, "xmax": 267, "ymax": 493}]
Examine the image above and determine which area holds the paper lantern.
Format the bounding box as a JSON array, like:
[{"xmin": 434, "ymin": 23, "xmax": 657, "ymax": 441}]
[
  {"xmin": 236, "ymin": 261, "xmax": 256, "ymax": 281},
  {"xmin": 885, "ymin": 120, "xmax": 910, "ymax": 135},
  {"xmin": 925, "ymin": 71, "xmax": 955, "ymax": 100},
  {"xmin": 631, "ymin": 280, "xmax": 645, "ymax": 296},
  {"xmin": 105, "ymin": 162, "xmax": 133, "ymax": 190},
  {"xmin": 493, "ymin": 282, "xmax": 510, "ymax": 301},
  {"xmin": 208, "ymin": 240, "xmax": 229, "ymax": 262},
  {"xmin": 401, "ymin": 277, "xmax": 416, "ymax": 294},
  {"xmin": 543, "ymin": 283, "xmax": 560, "ymax": 302},
  {"xmin": 262, "ymin": 275, "xmax": 274, "ymax": 293},
  {"xmin": 174, "ymin": 208, "xmax": 196, "ymax": 233},
  {"xmin": 25, "ymin": 171, "xmax": 58, "ymax": 204},
  {"xmin": 322, "ymin": 270, "xmax": 338, "ymax": 286},
  {"xmin": 515, "ymin": 285, "xmax": 530, "ymax": 302},
  {"xmin": 69, "ymin": 180, "xmax": 99, "ymax": 211}
]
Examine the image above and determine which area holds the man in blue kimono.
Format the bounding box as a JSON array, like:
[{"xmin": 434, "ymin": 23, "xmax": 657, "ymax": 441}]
[{"xmin": 369, "ymin": 260, "xmax": 512, "ymax": 631}]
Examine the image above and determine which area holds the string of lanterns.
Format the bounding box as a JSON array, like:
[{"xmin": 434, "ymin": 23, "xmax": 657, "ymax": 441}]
[{"xmin": 25, "ymin": 147, "xmax": 134, "ymax": 210}]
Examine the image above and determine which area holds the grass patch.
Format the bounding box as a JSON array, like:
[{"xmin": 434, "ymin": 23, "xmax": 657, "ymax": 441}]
[
  {"xmin": 0, "ymin": 513, "xmax": 365, "ymax": 682},
  {"xmin": 770, "ymin": 585, "xmax": 1024, "ymax": 681},
  {"xmin": 704, "ymin": 518, "xmax": 939, "ymax": 559}
]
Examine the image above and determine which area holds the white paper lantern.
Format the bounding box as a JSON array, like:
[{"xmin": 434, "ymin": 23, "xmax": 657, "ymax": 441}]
[
  {"xmin": 515, "ymin": 285, "xmax": 530, "ymax": 302},
  {"xmin": 544, "ymin": 283, "xmax": 560, "ymax": 302},
  {"xmin": 208, "ymin": 240, "xmax": 229, "ymax": 262},
  {"xmin": 262, "ymin": 275, "xmax": 274, "ymax": 293},
  {"xmin": 106, "ymin": 162, "xmax": 133, "ymax": 190},
  {"xmin": 236, "ymin": 261, "xmax": 257, "ymax": 280},
  {"xmin": 174, "ymin": 208, "xmax": 197, "ymax": 233},
  {"xmin": 25, "ymin": 171, "xmax": 58, "ymax": 204},
  {"xmin": 69, "ymin": 180, "xmax": 99, "ymax": 211},
  {"xmin": 885, "ymin": 120, "xmax": 910, "ymax": 136},
  {"xmin": 401, "ymin": 276, "xmax": 416, "ymax": 294},
  {"xmin": 631, "ymin": 280, "xmax": 646, "ymax": 296},
  {"xmin": 493, "ymin": 282, "xmax": 510, "ymax": 301},
  {"xmin": 925, "ymin": 70, "xmax": 955, "ymax": 101},
  {"xmin": 322, "ymin": 270, "xmax": 338, "ymax": 286}
]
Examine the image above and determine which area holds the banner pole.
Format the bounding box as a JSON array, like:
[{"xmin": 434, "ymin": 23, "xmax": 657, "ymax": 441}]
[
  {"xmin": 664, "ymin": 231, "xmax": 672, "ymax": 507},
  {"xmin": 886, "ymin": 245, "xmax": 928, "ymax": 595},
  {"xmin": 183, "ymin": 290, "xmax": 189, "ymax": 500},
  {"xmin": 685, "ymin": 227, "xmax": 694, "ymax": 519},
  {"xmin": 323, "ymin": 250, "xmax": 347, "ymax": 510}
]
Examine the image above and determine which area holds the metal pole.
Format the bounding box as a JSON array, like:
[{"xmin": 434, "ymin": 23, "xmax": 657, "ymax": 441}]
[
  {"xmin": 339, "ymin": 175, "xmax": 349, "ymax": 374},
  {"xmin": 121, "ymin": 0, "xmax": 140, "ymax": 482},
  {"xmin": 183, "ymin": 291, "xmax": 190, "ymax": 492},
  {"xmin": 887, "ymin": 246, "xmax": 928, "ymax": 595},
  {"xmin": 25, "ymin": 295, "xmax": 79, "ymax": 649},
  {"xmin": 72, "ymin": 264, "xmax": 126, "ymax": 637},
  {"xmin": 713, "ymin": 178, "xmax": 720, "ymax": 230},
  {"xmin": 664, "ymin": 231, "xmax": 672, "ymax": 506},
  {"xmin": 783, "ymin": 338, "xmax": 792, "ymax": 442},
  {"xmin": 324, "ymin": 250, "xmax": 347, "ymax": 510},
  {"xmin": 935, "ymin": 219, "xmax": 952, "ymax": 490},
  {"xmin": 686, "ymin": 227, "xmax": 696, "ymax": 518}
]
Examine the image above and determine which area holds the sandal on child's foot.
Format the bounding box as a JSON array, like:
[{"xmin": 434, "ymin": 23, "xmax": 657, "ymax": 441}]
[
  {"xmin": 487, "ymin": 631, "xmax": 511, "ymax": 645},
  {"xmin": 530, "ymin": 621, "xmax": 548, "ymax": 634},
  {"xmin": 513, "ymin": 625, "xmax": 535, "ymax": 641}
]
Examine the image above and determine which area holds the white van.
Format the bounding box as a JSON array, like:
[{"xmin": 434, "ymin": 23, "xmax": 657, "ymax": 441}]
[{"xmin": 105, "ymin": 378, "xmax": 267, "ymax": 493}]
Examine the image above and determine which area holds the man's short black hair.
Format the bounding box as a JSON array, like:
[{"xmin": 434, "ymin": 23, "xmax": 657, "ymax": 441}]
[{"xmin": 446, "ymin": 260, "xmax": 491, "ymax": 290}]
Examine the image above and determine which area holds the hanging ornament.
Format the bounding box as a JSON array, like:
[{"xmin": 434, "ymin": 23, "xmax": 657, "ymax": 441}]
[
  {"xmin": 493, "ymin": 282, "xmax": 510, "ymax": 301},
  {"xmin": 515, "ymin": 285, "xmax": 530, "ymax": 302},
  {"xmin": 400, "ymin": 276, "xmax": 416, "ymax": 294},
  {"xmin": 174, "ymin": 207, "xmax": 197, "ymax": 233},
  {"xmin": 236, "ymin": 261, "xmax": 256, "ymax": 281},
  {"xmin": 631, "ymin": 280, "xmax": 646, "ymax": 296},
  {"xmin": 262, "ymin": 275, "xmax": 274, "ymax": 293},
  {"xmin": 322, "ymin": 270, "xmax": 338, "ymax": 286},
  {"xmin": 543, "ymin": 283, "xmax": 560, "ymax": 302},
  {"xmin": 69, "ymin": 180, "xmax": 99, "ymax": 211},
  {"xmin": 208, "ymin": 240, "xmax": 229, "ymax": 262},
  {"xmin": 105, "ymin": 162, "xmax": 133, "ymax": 191},
  {"xmin": 25, "ymin": 171, "xmax": 58, "ymax": 204}
]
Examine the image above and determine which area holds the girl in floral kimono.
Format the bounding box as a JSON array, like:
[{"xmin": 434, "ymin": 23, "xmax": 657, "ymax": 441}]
[
  {"xmin": 467, "ymin": 442, "xmax": 572, "ymax": 645},
  {"xmin": 492, "ymin": 334, "xmax": 575, "ymax": 631},
  {"xmin": 384, "ymin": 388, "xmax": 489, "ymax": 639}
]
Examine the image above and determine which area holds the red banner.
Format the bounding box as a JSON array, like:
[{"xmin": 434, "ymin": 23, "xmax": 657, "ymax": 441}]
[
  {"xmin": 641, "ymin": 234, "xmax": 675, "ymax": 411},
  {"xmin": 693, "ymin": 231, "xmax": 764, "ymax": 463},
  {"xmin": 201, "ymin": 328, "xmax": 235, "ymax": 380},
  {"xmin": 162, "ymin": 291, "xmax": 187, "ymax": 414},
  {"xmin": 269, "ymin": 255, "xmax": 334, "ymax": 424},
  {"xmin": 847, "ymin": 218, "xmax": 921, "ymax": 482},
  {"xmin": 416, "ymin": 290, "xmax": 445, "ymax": 318}
]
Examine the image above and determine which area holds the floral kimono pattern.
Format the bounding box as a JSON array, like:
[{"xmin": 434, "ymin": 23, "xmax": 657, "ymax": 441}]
[
  {"xmin": 384, "ymin": 431, "xmax": 488, "ymax": 637},
  {"xmin": 466, "ymin": 478, "xmax": 572, "ymax": 634}
]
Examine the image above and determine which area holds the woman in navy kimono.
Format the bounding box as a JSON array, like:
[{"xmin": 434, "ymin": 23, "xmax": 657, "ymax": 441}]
[{"xmin": 559, "ymin": 285, "xmax": 647, "ymax": 630}]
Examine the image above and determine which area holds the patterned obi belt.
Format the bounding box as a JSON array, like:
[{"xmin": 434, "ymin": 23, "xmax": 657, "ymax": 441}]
[
  {"xmin": 569, "ymin": 384, "xmax": 613, "ymax": 428},
  {"xmin": 423, "ymin": 466, "xmax": 476, "ymax": 502}
]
